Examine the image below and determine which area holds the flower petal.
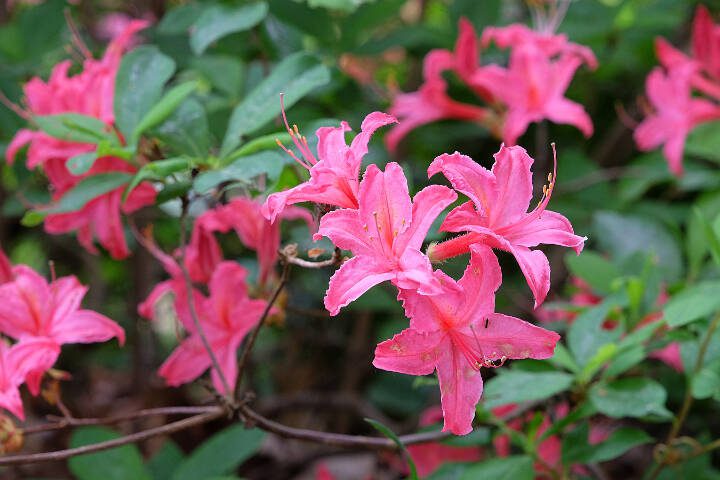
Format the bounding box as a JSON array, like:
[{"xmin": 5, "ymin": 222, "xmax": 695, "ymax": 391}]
[
  {"xmin": 373, "ymin": 328, "xmax": 442, "ymax": 376},
  {"xmin": 324, "ymin": 256, "xmax": 395, "ymax": 316}
]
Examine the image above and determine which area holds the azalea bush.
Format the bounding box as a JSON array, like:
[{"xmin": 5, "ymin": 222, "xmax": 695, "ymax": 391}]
[{"xmin": 1, "ymin": 0, "xmax": 720, "ymax": 479}]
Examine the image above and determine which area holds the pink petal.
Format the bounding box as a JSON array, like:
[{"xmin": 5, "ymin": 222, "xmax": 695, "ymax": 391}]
[
  {"xmin": 315, "ymin": 209, "xmax": 373, "ymax": 255},
  {"xmin": 373, "ymin": 328, "xmax": 442, "ymax": 376},
  {"xmin": 394, "ymin": 248, "xmax": 442, "ymax": 294},
  {"xmin": 397, "ymin": 185, "xmax": 457, "ymax": 252},
  {"xmin": 323, "ymin": 256, "xmax": 395, "ymax": 316},
  {"xmin": 5, "ymin": 129, "xmax": 35, "ymax": 165},
  {"xmin": 435, "ymin": 344, "xmax": 484, "ymax": 435},
  {"xmin": 546, "ymin": 98, "xmax": 593, "ymax": 138},
  {"xmin": 49, "ymin": 276, "xmax": 87, "ymax": 328},
  {"xmin": 0, "ymin": 389, "xmax": 24, "ymax": 420},
  {"xmin": 358, "ymin": 163, "xmax": 412, "ymax": 251},
  {"xmin": 489, "ymin": 145, "xmax": 534, "ymax": 225},
  {"xmin": 507, "ymin": 244, "xmax": 551, "ymax": 308},
  {"xmin": 0, "ymin": 246, "xmax": 12, "ymax": 284},
  {"xmin": 208, "ymin": 262, "xmax": 250, "ymax": 324},
  {"xmin": 138, "ymin": 279, "xmax": 175, "ymax": 320},
  {"xmin": 466, "ymin": 313, "xmax": 560, "ymax": 360},
  {"xmin": 51, "ymin": 310, "xmax": 125, "ymax": 346},
  {"xmin": 315, "ymin": 121, "xmax": 351, "ymax": 170},
  {"xmin": 210, "ymin": 341, "xmax": 239, "ymax": 396},
  {"xmin": 0, "ymin": 266, "xmax": 50, "ymax": 338},
  {"xmin": 159, "ymin": 336, "xmax": 212, "ymax": 388},
  {"xmin": 428, "ymin": 152, "xmax": 496, "ymax": 217},
  {"xmin": 397, "ymin": 270, "xmax": 464, "ymax": 332},
  {"xmin": 505, "ymin": 210, "xmax": 586, "ymax": 254},
  {"xmin": 348, "ymin": 111, "xmax": 397, "ymax": 168},
  {"xmin": 6, "ymin": 338, "xmax": 60, "ymax": 385},
  {"xmin": 456, "ymin": 244, "xmax": 501, "ymax": 320}
]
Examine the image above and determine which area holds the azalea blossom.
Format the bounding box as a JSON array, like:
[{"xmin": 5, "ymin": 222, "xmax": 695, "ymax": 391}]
[
  {"xmin": 373, "ymin": 245, "xmax": 560, "ymax": 435},
  {"xmin": 0, "ymin": 338, "xmax": 60, "ymax": 420},
  {"xmin": 475, "ymin": 41, "xmax": 593, "ymax": 145},
  {"xmin": 316, "ymin": 162, "xmax": 456, "ymax": 315},
  {"xmin": 0, "ymin": 247, "xmax": 12, "ymax": 284},
  {"xmin": 5, "ymin": 21, "xmax": 156, "ymax": 259},
  {"xmin": 427, "ymin": 145, "xmax": 585, "ymax": 307},
  {"xmin": 157, "ymin": 261, "xmax": 269, "ymax": 395},
  {"xmin": 262, "ymin": 107, "xmax": 396, "ymax": 223},
  {"xmin": 192, "ymin": 197, "xmax": 313, "ymax": 289},
  {"xmin": 0, "ymin": 265, "xmax": 124, "ymax": 394}
]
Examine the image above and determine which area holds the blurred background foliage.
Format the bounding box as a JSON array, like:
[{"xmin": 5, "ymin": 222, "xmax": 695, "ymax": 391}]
[{"xmin": 3, "ymin": 0, "xmax": 720, "ymax": 479}]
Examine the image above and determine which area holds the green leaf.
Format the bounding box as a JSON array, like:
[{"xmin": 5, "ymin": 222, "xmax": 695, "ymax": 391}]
[
  {"xmin": 35, "ymin": 113, "xmax": 113, "ymax": 144},
  {"xmin": 593, "ymin": 211, "xmax": 683, "ymax": 281},
  {"xmin": 221, "ymin": 52, "xmax": 330, "ymax": 155},
  {"xmin": 546, "ymin": 342, "xmax": 580, "ymax": 373},
  {"xmin": 152, "ymin": 98, "xmax": 210, "ymax": 157},
  {"xmin": 483, "ymin": 370, "xmax": 574, "ymax": 408},
  {"xmin": 686, "ymin": 120, "xmax": 720, "ymax": 163},
  {"xmin": 132, "ymin": 81, "xmax": 199, "ymax": 142},
  {"xmin": 459, "ymin": 455, "xmax": 534, "ymax": 480},
  {"xmin": 114, "ymin": 46, "xmax": 176, "ymax": 140},
  {"xmin": 365, "ymin": 418, "xmax": 418, "ymax": 480},
  {"xmin": 663, "ymin": 281, "xmax": 720, "ymax": 328},
  {"xmin": 589, "ymin": 378, "xmax": 672, "ymax": 419},
  {"xmin": 194, "ymin": 150, "xmax": 289, "ymax": 193},
  {"xmin": 66, "ymin": 151, "xmax": 98, "ymax": 175},
  {"xmin": 567, "ymin": 296, "xmax": 624, "ymax": 369},
  {"xmin": 123, "ymin": 157, "xmax": 189, "ymax": 202},
  {"xmin": 562, "ymin": 425, "xmax": 651, "ymax": 464},
  {"xmin": 190, "ymin": 2, "xmax": 268, "ymax": 54},
  {"xmin": 190, "ymin": 55, "xmax": 244, "ymax": 98},
  {"xmin": 171, "ymin": 426, "xmax": 264, "ymax": 480},
  {"xmin": 20, "ymin": 210, "xmax": 46, "ymax": 227},
  {"xmin": 578, "ymin": 343, "xmax": 618, "ymax": 384},
  {"xmin": 604, "ymin": 344, "xmax": 646, "ymax": 378},
  {"xmin": 158, "ymin": 3, "xmax": 206, "ymax": 35},
  {"xmin": 68, "ymin": 426, "xmax": 152, "ymax": 480},
  {"xmin": 692, "ymin": 359, "xmax": 720, "ymax": 399},
  {"xmin": 696, "ymin": 208, "xmax": 720, "ymax": 267},
  {"xmin": 45, "ymin": 173, "xmax": 131, "ymax": 214},
  {"xmin": 565, "ymin": 250, "xmax": 621, "ymax": 295},
  {"xmin": 147, "ymin": 440, "xmax": 185, "ymax": 480}
]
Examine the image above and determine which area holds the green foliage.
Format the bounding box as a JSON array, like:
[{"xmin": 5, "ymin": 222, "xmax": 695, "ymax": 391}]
[
  {"xmin": 589, "ymin": 378, "xmax": 672, "ymax": 419},
  {"xmin": 483, "ymin": 370, "xmax": 574, "ymax": 408},
  {"xmin": 68, "ymin": 427, "xmax": 152, "ymax": 480},
  {"xmin": 190, "ymin": 3, "xmax": 269, "ymax": 55}
]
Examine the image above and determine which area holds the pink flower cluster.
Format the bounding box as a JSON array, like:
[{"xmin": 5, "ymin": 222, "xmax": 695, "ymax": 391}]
[
  {"xmin": 386, "ymin": 19, "xmax": 596, "ymax": 153},
  {"xmin": 0, "ymin": 247, "xmax": 124, "ymax": 419},
  {"xmin": 5, "ymin": 21, "xmax": 156, "ymax": 259},
  {"xmin": 139, "ymin": 197, "xmax": 311, "ymax": 395},
  {"xmin": 635, "ymin": 5, "xmax": 720, "ymax": 176},
  {"xmin": 262, "ymin": 108, "xmax": 585, "ymax": 435}
]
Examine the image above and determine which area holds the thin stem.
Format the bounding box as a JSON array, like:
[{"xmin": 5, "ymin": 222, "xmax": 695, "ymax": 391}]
[
  {"xmin": 0, "ymin": 410, "xmax": 224, "ymax": 466},
  {"xmin": 237, "ymin": 403, "xmax": 448, "ymax": 449},
  {"xmin": 234, "ymin": 260, "xmax": 290, "ymax": 398},
  {"xmin": 647, "ymin": 312, "xmax": 720, "ymax": 480},
  {"xmin": 22, "ymin": 406, "xmax": 219, "ymax": 435},
  {"xmin": 178, "ymin": 198, "xmax": 232, "ymax": 398}
]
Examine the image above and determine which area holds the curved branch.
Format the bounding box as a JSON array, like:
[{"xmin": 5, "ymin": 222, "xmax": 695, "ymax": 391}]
[
  {"xmin": 238, "ymin": 404, "xmax": 449, "ymax": 449},
  {"xmin": 0, "ymin": 410, "xmax": 224, "ymax": 466}
]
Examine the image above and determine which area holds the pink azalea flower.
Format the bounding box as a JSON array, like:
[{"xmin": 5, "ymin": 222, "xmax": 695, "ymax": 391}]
[
  {"xmin": 691, "ymin": 5, "xmax": 720, "ymax": 81},
  {"xmin": 481, "ymin": 23, "xmax": 597, "ymax": 69},
  {"xmin": 0, "ymin": 338, "xmax": 60, "ymax": 420},
  {"xmin": 427, "ymin": 145, "xmax": 585, "ymax": 307},
  {"xmin": 5, "ymin": 21, "xmax": 156, "ymax": 259},
  {"xmin": 0, "ymin": 246, "xmax": 12, "ymax": 284},
  {"xmin": 315, "ymin": 162, "xmax": 457, "ymax": 315},
  {"xmin": 0, "ymin": 266, "xmax": 124, "ymax": 394},
  {"xmin": 635, "ymin": 64, "xmax": 720, "ymax": 176},
  {"xmin": 261, "ymin": 108, "xmax": 397, "ymax": 223},
  {"xmin": 406, "ymin": 406, "xmax": 482, "ymax": 476},
  {"xmin": 193, "ymin": 197, "xmax": 313, "ymax": 289},
  {"xmin": 385, "ymin": 28, "xmax": 490, "ymax": 155},
  {"xmin": 373, "ymin": 245, "xmax": 560, "ymax": 435},
  {"xmin": 474, "ymin": 42, "xmax": 593, "ymax": 145},
  {"xmin": 157, "ymin": 262, "xmax": 269, "ymax": 395}
]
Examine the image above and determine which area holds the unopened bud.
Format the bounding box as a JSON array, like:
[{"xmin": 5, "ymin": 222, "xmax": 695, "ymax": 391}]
[{"xmin": 0, "ymin": 415, "xmax": 23, "ymax": 454}]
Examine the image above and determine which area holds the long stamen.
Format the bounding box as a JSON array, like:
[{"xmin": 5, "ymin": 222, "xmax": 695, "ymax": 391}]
[
  {"xmin": 278, "ymin": 94, "xmax": 318, "ymax": 167},
  {"xmin": 275, "ymin": 138, "xmax": 312, "ymax": 170}
]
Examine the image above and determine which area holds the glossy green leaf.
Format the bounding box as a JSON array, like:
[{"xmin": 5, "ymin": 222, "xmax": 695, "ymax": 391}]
[
  {"xmin": 459, "ymin": 455, "xmax": 534, "ymax": 480},
  {"xmin": 589, "ymin": 378, "xmax": 672, "ymax": 419},
  {"xmin": 35, "ymin": 113, "xmax": 113, "ymax": 144},
  {"xmin": 221, "ymin": 52, "xmax": 330, "ymax": 155},
  {"xmin": 663, "ymin": 281, "xmax": 720, "ymax": 327},
  {"xmin": 565, "ymin": 250, "xmax": 621, "ymax": 295},
  {"xmin": 66, "ymin": 151, "xmax": 98, "ymax": 175},
  {"xmin": 114, "ymin": 46, "xmax": 176, "ymax": 139},
  {"xmin": 483, "ymin": 370, "xmax": 574, "ymax": 408},
  {"xmin": 567, "ymin": 295, "xmax": 624, "ymax": 369},
  {"xmin": 147, "ymin": 440, "xmax": 185, "ymax": 480},
  {"xmin": 152, "ymin": 98, "xmax": 210, "ymax": 157},
  {"xmin": 132, "ymin": 81, "xmax": 199, "ymax": 142},
  {"xmin": 68, "ymin": 426, "xmax": 152, "ymax": 480},
  {"xmin": 194, "ymin": 150, "xmax": 289, "ymax": 193},
  {"xmin": 562, "ymin": 424, "xmax": 651, "ymax": 464},
  {"xmin": 123, "ymin": 157, "xmax": 189, "ymax": 202},
  {"xmin": 190, "ymin": 2, "xmax": 268, "ymax": 54},
  {"xmin": 45, "ymin": 173, "xmax": 131, "ymax": 214}
]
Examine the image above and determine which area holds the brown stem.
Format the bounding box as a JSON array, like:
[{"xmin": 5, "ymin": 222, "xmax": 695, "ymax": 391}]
[
  {"xmin": 22, "ymin": 406, "xmax": 219, "ymax": 435},
  {"xmin": 238, "ymin": 404, "xmax": 448, "ymax": 449},
  {"xmin": 0, "ymin": 410, "xmax": 224, "ymax": 466},
  {"xmin": 178, "ymin": 198, "xmax": 232, "ymax": 398},
  {"xmin": 234, "ymin": 260, "xmax": 290, "ymax": 398}
]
